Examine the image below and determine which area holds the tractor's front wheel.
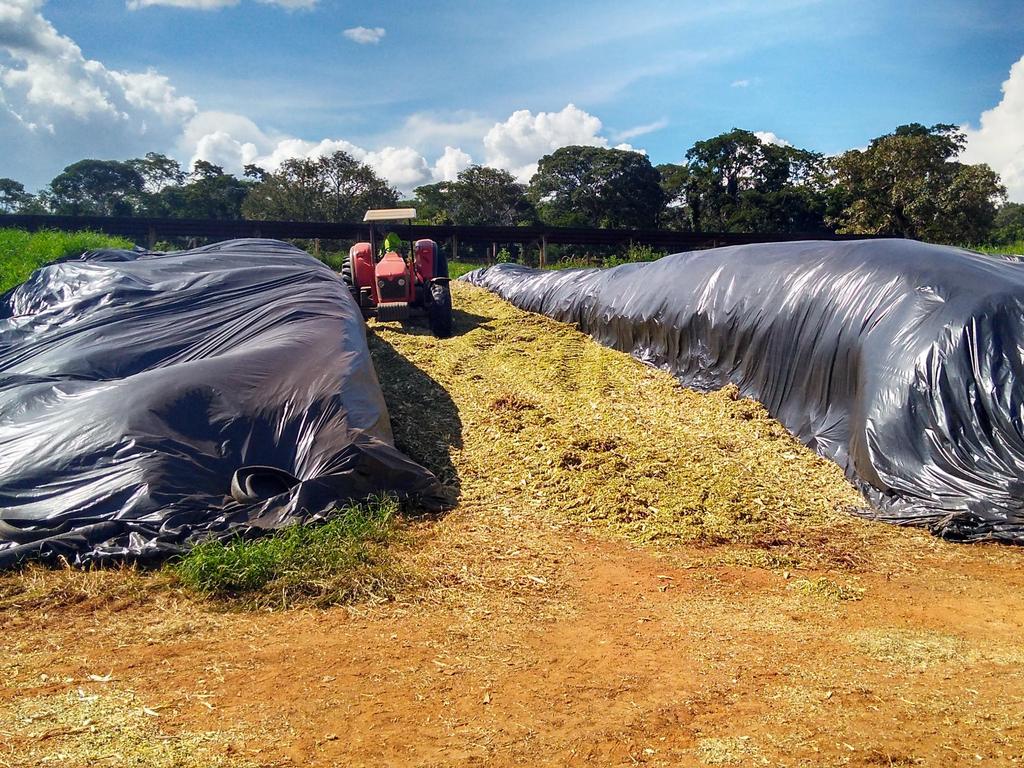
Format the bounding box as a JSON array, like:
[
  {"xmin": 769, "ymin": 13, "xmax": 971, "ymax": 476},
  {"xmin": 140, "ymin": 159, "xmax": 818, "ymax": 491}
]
[
  {"xmin": 426, "ymin": 280, "xmax": 453, "ymax": 338},
  {"xmin": 341, "ymin": 252, "xmax": 360, "ymax": 304},
  {"xmin": 340, "ymin": 250, "xmax": 354, "ymax": 285}
]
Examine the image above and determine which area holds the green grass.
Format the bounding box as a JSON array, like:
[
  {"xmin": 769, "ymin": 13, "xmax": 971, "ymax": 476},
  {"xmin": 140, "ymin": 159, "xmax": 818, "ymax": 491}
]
[
  {"xmin": 449, "ymin": 260, "xmax": 482, "ymax": 279},
  {"xmin": 973, "ymin": 240, "xmax": 1024, "ymax": 257},
  {"xmin": 450, "ymin": 245, "xmax": 666, "ymax": 277},
  {"xmin": 172, "ymin": 496, "xmax": 406, "ymax": 609},
  {"xmin": 0, "ymin": 228, "xmax": 135, "ymax": 294},
  {"xmin": 318, "ymin": 250, "xmax": 348, "ymax": 271}
]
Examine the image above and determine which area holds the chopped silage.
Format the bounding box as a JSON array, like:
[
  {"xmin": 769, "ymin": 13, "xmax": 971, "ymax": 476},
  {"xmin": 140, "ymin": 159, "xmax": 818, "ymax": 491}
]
[
  {"xmin": 370, "ymin": 282, "xmax": 875, "ymax": 569},
  {"xmin": 3, "ymin": 687, "xmax": 252, "ymax": 768}
]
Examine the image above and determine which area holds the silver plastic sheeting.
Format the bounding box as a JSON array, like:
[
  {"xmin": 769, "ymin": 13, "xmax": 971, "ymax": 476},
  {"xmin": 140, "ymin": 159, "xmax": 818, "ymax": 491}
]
[
  {"xmin": 0, "ymin": 239, "xmax": 446, "ymax": 567},
  {"xmin": 463, "ymin": 239, "xmax": 1024, "ymax": 543}
]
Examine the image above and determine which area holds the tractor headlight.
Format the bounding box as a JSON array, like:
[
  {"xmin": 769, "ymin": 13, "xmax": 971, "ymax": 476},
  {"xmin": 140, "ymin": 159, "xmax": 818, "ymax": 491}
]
[{"xmin": 398, "ymin": 278, "xmax": 406, "ymax": 286}]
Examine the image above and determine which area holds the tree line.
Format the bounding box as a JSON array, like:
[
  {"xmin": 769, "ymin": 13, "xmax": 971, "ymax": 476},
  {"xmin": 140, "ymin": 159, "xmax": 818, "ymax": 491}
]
[{"xmin": 1, "ymin": 123, "xmax": 1020, "ymax": 246}]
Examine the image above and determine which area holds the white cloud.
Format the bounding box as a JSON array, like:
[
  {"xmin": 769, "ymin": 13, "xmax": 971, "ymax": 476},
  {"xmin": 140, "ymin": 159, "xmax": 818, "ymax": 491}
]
[
  {"xmin": 184, "ymin": 111, "xmax": 438, "ymax": 191},
  {"xmin": 483, "ymin": 103, "xmax": 622, "ymax": 182},
  {"xmin": 108, "ymin": 69, "xmax": 199, "ymax": 120},
  {"xmin": 0, "ymin": 0, "xmax": 197, "ymax": 182},
  {"xmin": 184, "ymin": 113, "xmax": 359, "ymax": 172},
  {"xmin": 255, "ymin": 137, "xmax": 363, "ymax": 171},
  {"xmin": 343, "ymin": 26, "xmax": 386, "ymax": 45},
  {"xmin": 363, "ymin": 146, "xmax": 429, "ymax": 188},
  {"xmin": 731, "ymin": 79, "xmax": 751, "ymax": 88},
  {"xmin": 615, "ymin": 118, "xmax": 668, "ymax": 141},
  {"xmin": 962, "ymin": 54, "xmax": 1024, "ymax": 202},
  {"xmin": 181, "ymin": 110, "xmax": 269, "ymax": 152},
  {"xmin": 384, "ymin": 110, "xmax": 492, "ymax": 150},
  {"xmin": 754, "ymin": 130, "xmax": 792, "ymax": 147},
  {"xmin": 432, "ymin": 146, "xmax": 473, "ymax": 181}
]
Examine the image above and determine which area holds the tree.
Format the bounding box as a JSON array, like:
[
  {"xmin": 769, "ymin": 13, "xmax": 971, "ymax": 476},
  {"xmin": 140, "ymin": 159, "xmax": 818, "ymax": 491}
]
[
  {"xmin": 150, "ymin": 161, "xmax": 251, "ymax": 219},
  {"xmin": 657, "ymin": 163, "xmax": 699, "ymax": 230},
  {"xmin": 241, "ymin": 151, "xmax": 397, "ymax": 222},
  {"xmin": 411, "ymin": 182, "xmax": 453, "ymax": 224},
  {"xmin": 190, "ymin": 160, "xmax": 225, "ymax": 181},
  {"xmin": 665, "ymin": 129, "xmax": 830, "ymax": 232},
  {"xmin": 448, "ymin": 166, "xmax": 534, "ymax": 226},
  {"xmin": 43, "ymin": 159, "xmax": 146, "ymax": 216},
  {"xmin": 529, "ymin": 146, "xmax": 664, "ymax": 228},
  {"xmin": 128, "ymin": 152, "xmax": 185, "ymax": 193},
  {"xmin": 243, "ymin": 164, "xmax": 269, "ymax": 183},
  {"xmin": 989, "ymin": 202, "xmax": 1024, "ymax": 245},
  {"xmin": 0, "ymin": 178, "xmax": 35, "ymax": 213},
  {"xmin": 829, "ymin": 123, "xmax": 1006, "ymax": 243},
  {"xmin": 412, "ymin": 166, "xmax": 534, "ymax": 226},
  {"xmin": 685, "ymin": 129, "xmax": 767, "ymax": 223}
]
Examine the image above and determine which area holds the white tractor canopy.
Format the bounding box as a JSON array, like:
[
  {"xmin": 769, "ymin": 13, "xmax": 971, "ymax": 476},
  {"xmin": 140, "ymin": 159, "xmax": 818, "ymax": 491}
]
[{"xmin": 363, "ymin": 208, "xmax": 416, "ymax": 222}]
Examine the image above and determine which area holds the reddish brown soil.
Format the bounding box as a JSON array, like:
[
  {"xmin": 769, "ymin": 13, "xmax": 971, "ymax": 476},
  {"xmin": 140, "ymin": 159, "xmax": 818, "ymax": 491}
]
[{"xmin": 3, "ymin": 518, "xmax": 1023, "ymax": 767}]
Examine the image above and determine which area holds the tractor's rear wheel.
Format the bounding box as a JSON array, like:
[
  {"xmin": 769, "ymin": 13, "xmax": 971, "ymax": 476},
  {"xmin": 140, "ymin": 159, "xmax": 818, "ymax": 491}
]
[{"xmin": 426, "ymin": 280, "xmax": 453, "ymax": 338}]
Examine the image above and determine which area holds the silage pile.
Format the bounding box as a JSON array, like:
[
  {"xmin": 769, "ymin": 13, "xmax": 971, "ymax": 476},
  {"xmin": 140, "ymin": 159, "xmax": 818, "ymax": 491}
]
[
  {"xmin": 463, "ymin": 241, "xmax": 1024, "ymax": 543},
  {"xmin": 371, "ymin": 282, "xmax": 874, "ymax": 568},
  {"xmin": 0, "ymin": 240, "xmax": 444, "ymax": 567}
]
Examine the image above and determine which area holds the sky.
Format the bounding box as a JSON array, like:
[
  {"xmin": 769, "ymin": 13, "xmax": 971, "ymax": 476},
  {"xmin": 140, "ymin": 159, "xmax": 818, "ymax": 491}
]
[{"xmin": 1, "ymin": 0, "xmax": 1023, "ymax": 200}]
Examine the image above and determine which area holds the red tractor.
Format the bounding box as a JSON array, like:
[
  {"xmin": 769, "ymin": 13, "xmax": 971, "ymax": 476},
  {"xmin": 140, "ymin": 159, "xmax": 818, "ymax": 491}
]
[{"xmin": 341, "ymin": 208, "xmax": 453, "ymax": 338}]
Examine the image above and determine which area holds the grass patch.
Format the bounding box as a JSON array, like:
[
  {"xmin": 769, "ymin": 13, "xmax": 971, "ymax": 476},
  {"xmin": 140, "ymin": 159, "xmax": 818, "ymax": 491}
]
[
  {"xmin": 449, "ymin": 260, "xmax": 483, "ymax": 279},
  {"xmin": 972, "ymin": 240, "xmax": 1024, "ymax": 257},
  {"xmin": 1, "ymin": 499, "xmax": 408, "ymax": 613},
  {"xmin": 317, "ymin": 249, "xmax": 348, "ymax": 271},
  {"xmin": 849, "ymin": 626, "xmax": 1024, "ymax": 669},
  {"xmin": 448, "ymin": 245, "xmax": 664, "ymax": 279},
  {"xmin": 173, "ymin": 496, "xmax": 406, "ymax": 609},
  {"xmin": 0, "ymin": 228, "xmax": 134, "ymax": 293}
]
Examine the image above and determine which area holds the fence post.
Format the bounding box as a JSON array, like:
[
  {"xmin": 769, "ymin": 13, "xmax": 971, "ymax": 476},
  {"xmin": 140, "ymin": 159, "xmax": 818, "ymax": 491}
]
[
  {"xmin": 146, "ymin": 225, "xmax": 157, "ymax": 250},
  {"xmin": 540, "ymin": 235, "xmax": 547, "ymax": 268}
]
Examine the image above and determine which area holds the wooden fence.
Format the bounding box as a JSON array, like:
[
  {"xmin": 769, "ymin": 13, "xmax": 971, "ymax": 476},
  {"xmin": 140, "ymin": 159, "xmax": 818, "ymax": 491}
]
[{"xmin": 0, "ymin": 214, "xmax": 887, "ymax": 267}]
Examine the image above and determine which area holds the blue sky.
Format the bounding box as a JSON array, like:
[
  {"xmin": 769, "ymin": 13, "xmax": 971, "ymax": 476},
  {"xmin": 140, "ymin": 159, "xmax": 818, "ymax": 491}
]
[{"xmin": 3, "ymin": 0, "xmax": 1024, "ymax": 198}]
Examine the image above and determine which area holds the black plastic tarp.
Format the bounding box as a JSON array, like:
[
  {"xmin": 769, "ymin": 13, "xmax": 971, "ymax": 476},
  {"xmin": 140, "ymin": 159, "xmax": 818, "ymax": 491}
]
[
  {"xmin": 463, "ymin": 239, "xmax": 1024, "ymax": 543},
  {"xmin": 0, "ymin": 239, "xmax": 446, "ymax": 567}
]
